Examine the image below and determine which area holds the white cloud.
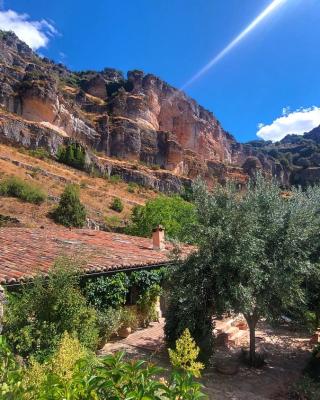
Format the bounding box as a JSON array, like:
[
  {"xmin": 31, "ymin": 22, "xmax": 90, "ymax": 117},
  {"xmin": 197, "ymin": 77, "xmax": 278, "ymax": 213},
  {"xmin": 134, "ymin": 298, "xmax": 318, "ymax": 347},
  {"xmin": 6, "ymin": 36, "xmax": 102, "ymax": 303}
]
[
  {"xmin": 0, "ymin": 9, "xmax": 58, "ymax": 50},
  {"xmin": 257, "ymin": 107, "xmax": 320, "ymax": 142}
]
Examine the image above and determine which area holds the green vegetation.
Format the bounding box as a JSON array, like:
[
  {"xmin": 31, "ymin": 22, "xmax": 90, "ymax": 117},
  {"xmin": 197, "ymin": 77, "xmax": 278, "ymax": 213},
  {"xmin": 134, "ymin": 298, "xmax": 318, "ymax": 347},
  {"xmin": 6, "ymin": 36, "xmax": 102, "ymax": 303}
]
[
  {"xmin": 84, "ymin": 272, "xmax": 129, "ymax": 310},
  {"xmin": 126, "ymin": 195, "xmax": 197, "ymax": 243},
  {"xmin": 108, "ymin": 174, "xmax": 122, "ymax": 184},
  {"xmin": 52, "ymin": 184, "xmax": 86, "ymax": 227},
  {"xmin": 84, "ymin": 269, "xmax": 164, "ymax": 338},
  {"xmin": 0, "ymin": 176, "xmax": 46, "ymax": 204},
  {"xmin": 169, "ymin": 329, "xmax": 204, "ymax": 378},
  {"xmin": 19, "ymin": 147, "xmax": 50, "ymax": 160},
  {"xmin": 3, "ymin": 258, "xmax": 98, "ymax": 360},
  {"xmin": 104, "ymin": 214, "xmax": 122, "ymax": 229},
  {"xmin": 247, "ymin": 132, "xmax": 320, "ymax": 186},
  {"xmin": 165, "ymin": 175, "xmax": 320, "ymax": 365},
  {"xmin": 110, "ymin": 196, "xmax": 124, "ymax": 212},
  {"xmin": 127, "ymin": 182, "xmax": 139, "ymax": 193},
  {"xmin": 57, "ymin": 143, "xmax": 86, "ymax": 170},
  {"xmin": 0, "ymin": 336, "xmax": 206, "ymax": 399}
]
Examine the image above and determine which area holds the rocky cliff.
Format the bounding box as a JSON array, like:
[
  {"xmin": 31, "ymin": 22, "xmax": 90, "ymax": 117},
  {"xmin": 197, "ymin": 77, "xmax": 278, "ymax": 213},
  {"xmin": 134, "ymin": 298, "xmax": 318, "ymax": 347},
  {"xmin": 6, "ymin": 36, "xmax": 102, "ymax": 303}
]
[{"xmin": 0, "ymin": 30, "xmax": 294, "ymax": 191}]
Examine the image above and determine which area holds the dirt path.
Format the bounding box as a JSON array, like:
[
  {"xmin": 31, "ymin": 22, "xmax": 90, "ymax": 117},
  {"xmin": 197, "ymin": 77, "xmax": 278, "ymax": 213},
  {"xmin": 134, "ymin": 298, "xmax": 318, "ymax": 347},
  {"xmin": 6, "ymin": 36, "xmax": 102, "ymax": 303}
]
[{"xmin": 100, "ymin": 320, "xmax": 311, "ymax": 400}]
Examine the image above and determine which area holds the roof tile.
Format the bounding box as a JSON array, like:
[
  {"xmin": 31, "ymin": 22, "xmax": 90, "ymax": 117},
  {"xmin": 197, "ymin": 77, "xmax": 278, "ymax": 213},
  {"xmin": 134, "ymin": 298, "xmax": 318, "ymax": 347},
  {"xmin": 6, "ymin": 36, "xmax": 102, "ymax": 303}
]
[{"xmin": 0, "ymin": 228, "xmax": 192, "ymax": 285}]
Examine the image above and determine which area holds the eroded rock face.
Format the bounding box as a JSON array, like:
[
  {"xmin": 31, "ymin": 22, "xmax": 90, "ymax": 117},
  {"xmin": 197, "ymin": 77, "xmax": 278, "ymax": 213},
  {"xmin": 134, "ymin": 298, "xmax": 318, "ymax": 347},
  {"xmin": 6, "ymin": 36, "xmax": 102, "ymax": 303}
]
[{"xmin": 0, "ymin": 30, "xmax": 261, "ymax": 189}]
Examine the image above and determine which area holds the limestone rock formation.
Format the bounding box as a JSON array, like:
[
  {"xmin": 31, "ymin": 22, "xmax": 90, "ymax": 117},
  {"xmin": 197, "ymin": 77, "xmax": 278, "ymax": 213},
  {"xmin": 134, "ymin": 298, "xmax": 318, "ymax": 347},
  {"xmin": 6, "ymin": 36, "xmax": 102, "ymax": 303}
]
[{"xmin": 0, "ymin": 30, "xmax": 294, "ymax": 190}]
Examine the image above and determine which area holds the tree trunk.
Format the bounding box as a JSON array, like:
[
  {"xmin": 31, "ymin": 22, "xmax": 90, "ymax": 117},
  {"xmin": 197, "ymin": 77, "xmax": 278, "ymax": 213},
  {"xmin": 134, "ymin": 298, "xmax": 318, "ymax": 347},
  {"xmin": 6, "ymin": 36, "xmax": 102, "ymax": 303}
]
[
  {"xmin": 244, "ymin": 312, "xmax": 259, "ymax": 367},
  {"xmin": 316, "ymin": 309, "xmax": 320, "ymax": 330}
]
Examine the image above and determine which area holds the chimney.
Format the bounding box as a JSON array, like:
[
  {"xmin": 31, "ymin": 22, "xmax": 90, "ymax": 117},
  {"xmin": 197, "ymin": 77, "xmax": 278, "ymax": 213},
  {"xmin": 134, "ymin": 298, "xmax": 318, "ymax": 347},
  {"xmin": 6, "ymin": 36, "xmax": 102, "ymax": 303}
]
[{"xmin": 152, "ymin": 225, "xmax": 165, "ymax": 250}]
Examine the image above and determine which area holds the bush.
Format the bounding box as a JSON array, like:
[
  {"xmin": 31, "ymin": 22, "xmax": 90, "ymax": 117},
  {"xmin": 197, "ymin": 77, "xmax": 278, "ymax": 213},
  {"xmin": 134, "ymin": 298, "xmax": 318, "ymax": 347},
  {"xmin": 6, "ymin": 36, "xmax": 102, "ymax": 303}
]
[
  {"xmin": 84, "ymin": 273, "xmax": 129, "ymax": 311},
  {"xmin": 125, "ymin": 195, "xmax": 197, "ymax": 243},
  {"xmin": 1, "ymin": 339, "xmax": 207, "ymax": 399},
  {"xmin": 104, "ymin": 214, "xmax": 122, "ymax": 229},
  {"xmin": 169, "ymin": 328, "xmax": 204, "ymax": 378},
  {"xmin": 3, "ymin": 258, "xmax": 99, "ymax": 360},
  {"xmin": 97, "ymin": 308, "xmax": 123, "ymax": 342},
  {"xmin": 57, "ymin": 143, "xmax": 86, "ymax": 170},
  {"xmin": 120, "ymin": 307, "xmax": 139, "ymax": 330},
  {"xmin": 127, "ymin": 182, "xmax": 139, "ymax": 193},
  {"xmin": 51, "ymin": 184, "xmax": 86, "ymax": 227},
  {"xmin": 27, "ymin": 148, "xmax": 50, "ymax": 160},
  {"xmin": 0, "ymin": 176, "xmax": 46, "ymax": 204},
  {"xmin": 0, "ymin": 335, "xmax": 23, "ymax": 399},
  {"xmin": 110, "ymin": 197, "xmax": 124, "ymax": 213},
  {"xmin": 108, "ymin": 174, "xmax": 122, "ymax": 184}
]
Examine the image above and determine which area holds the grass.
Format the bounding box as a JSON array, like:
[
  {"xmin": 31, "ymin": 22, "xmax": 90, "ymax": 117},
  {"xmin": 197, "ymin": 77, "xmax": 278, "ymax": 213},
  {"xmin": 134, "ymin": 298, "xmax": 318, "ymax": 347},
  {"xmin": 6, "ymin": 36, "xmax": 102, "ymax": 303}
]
[{"xmin": 0, "ymin": 176, "xmax": 46, "ymax": 204}]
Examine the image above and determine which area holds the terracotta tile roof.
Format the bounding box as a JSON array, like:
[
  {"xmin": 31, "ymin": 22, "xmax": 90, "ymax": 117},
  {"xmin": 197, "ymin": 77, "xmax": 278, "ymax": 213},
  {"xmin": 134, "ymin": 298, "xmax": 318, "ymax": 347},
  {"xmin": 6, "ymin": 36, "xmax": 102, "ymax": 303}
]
[{"xmin": 0, "ymin": 228, "xmax": 192, "ymax": 285}]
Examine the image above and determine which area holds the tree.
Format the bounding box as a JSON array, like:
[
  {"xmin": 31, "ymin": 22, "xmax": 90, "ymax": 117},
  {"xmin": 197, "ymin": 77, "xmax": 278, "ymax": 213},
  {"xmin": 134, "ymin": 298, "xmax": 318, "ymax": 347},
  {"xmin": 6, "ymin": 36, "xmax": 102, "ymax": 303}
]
[
  {"xmin": 52, "ymin": 184, "xmax": 86, "ymax": 228},
  {"xmin": 165, "ymin": 175, "xmax": 320, "ymax": 366},
  {"xmin": 57, "ymin": 143, "xmax": 86, "ymax": 170},
  {"xmin": 125, "ymin": 195, "xmax": 197, "ymax": 243}
]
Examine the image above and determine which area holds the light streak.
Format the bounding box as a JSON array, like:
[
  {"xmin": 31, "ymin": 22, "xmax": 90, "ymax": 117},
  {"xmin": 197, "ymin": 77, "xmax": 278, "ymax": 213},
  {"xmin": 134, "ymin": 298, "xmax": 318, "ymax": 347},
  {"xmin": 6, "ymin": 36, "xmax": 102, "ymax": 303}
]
[{"xmin": 181, "ymin": 0, "xmax": 288, "ymax": 90}]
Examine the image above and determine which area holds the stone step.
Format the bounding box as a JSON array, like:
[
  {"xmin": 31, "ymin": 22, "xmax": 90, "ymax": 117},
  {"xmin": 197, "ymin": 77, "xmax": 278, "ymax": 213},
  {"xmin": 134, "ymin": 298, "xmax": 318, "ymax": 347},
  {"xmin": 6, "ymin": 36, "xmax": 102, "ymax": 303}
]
[
  {"xmin": 228, "ymin": 330, "xmax": 248, "ymax": 347},
  {"xmin": 225, "ymin": 326, "xmax": 239, "ymax": 335},
  {"xmin": 214, "ymin": 318, "xmax": 237, "ymax": 333}
]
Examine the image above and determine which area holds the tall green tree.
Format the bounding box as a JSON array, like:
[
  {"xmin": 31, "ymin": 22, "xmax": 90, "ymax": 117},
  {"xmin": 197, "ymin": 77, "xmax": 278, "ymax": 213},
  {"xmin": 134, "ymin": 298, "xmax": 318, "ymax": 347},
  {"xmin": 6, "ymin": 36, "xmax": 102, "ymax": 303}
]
[
  {"xmin": 166, "ymin": 176, "xmax": 320, "ymax": 366},
  {"xmin": 125, "ymin": 195, "xmax": 197, "ymax": 243}
]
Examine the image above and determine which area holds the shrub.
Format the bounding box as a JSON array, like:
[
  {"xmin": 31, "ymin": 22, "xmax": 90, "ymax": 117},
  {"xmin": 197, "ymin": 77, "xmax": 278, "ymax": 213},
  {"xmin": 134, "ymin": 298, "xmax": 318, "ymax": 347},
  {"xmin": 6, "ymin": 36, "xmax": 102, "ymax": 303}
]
[
  {"xmin": 0, "ymin": 335, "xmax": 23, "ymax": 399},
  {"xmin": 0, "ymin": 176, "xmax": 46, "ymax": 204},
  {"xmin": 97, "ymin": 308, "xmax": 123, "ymax": 342},
  {"xmin": 27, "ymin": 148, "xmax": 50, "ymax": 160},
  {"xmin": 105, "ymin": 214, "xmax": 122, "ymax": 229},
  {"xmin": 108, "ymin": 174, "xmax": 122, "ymax": 184},
  {"xmin": 49, "ymin": 332, "xmax": 89, "ymax": 382},
  {"xmin": 110, "ymin": 197, "xmax": 124, "ymax": 212},
  {"xmin": 51, "ymin": 184, "xmax": 86, "ymax": 227},
  {"xmin": 2, "ymin": 342, "xmax": 207, "ymax": 399},
  {"xmin": 3, "ymin": 258, "xmax": 99, "ymax": 360},
  {"xmin": 169, "ymin": 328, "xmax": 204, "ymax": 378},
  {"xmin": 84, "ymin": 272, "xmax": 129, "ymax": 311},
  {"xmin": 125, "ymin": 195, "xmax": 197, "ymax": 243},
  {"xmin": 57, "ymin": 143, "xmax": 86, "ymax": 170},
  {"xmin": 120, "ymin": 308, "xmax": 139, "ymax": 330},
  {"xmin": 127, "ymin": 182, "xmax": 139, "ymax": 193}
]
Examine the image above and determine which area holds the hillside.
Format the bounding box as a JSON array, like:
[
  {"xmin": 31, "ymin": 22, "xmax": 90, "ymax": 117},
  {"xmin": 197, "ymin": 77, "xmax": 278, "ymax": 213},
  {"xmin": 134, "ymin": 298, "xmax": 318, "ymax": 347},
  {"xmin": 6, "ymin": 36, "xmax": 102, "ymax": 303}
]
[
  {"xmin": 0, "ymin": 143, "xmax": 156, "ymax": 228},
  {"xmin": 245, "ymin": 125, "xmax": 320, "ymax": 187}
]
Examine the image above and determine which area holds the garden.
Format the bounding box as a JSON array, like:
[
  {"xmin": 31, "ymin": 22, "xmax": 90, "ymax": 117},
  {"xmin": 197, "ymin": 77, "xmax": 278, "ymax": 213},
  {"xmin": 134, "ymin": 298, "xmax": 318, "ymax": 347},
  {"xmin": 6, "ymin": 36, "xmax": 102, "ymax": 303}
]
[{"xmin": 1, "ymin": 174, "xmax": 320, "ymax": 399}]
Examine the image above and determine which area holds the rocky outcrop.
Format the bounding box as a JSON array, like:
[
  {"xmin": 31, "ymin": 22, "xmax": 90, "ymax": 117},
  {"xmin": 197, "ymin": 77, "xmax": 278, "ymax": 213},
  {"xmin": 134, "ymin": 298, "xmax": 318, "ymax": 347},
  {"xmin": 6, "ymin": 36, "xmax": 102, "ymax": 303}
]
[{"xmin": 4, "ymin": 30, "xmax": 308, "ymax": 190}]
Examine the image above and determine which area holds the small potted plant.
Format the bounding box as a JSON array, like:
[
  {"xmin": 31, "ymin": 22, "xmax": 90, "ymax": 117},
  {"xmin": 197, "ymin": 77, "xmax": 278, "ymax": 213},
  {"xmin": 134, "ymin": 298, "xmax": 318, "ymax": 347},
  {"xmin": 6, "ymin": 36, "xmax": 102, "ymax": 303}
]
[{"xmin": 118, "ymin": 308, "xmax": 138, "ymax": 338}]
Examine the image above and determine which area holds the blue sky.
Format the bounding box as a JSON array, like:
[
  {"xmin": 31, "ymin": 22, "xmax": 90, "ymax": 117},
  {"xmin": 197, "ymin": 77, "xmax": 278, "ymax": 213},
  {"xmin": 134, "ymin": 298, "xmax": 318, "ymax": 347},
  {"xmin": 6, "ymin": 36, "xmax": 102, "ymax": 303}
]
[{"xmin": 0, "ymin": 0, "xmax": 319, "ymax": 142}]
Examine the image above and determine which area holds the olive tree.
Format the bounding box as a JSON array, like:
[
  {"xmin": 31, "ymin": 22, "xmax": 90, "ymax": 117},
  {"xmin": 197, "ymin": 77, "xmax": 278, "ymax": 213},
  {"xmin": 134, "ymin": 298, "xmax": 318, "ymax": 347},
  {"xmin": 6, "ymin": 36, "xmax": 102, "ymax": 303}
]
[{"xmin": 166, "ymin": 175, "xmax": 320, "ymax": 366}]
